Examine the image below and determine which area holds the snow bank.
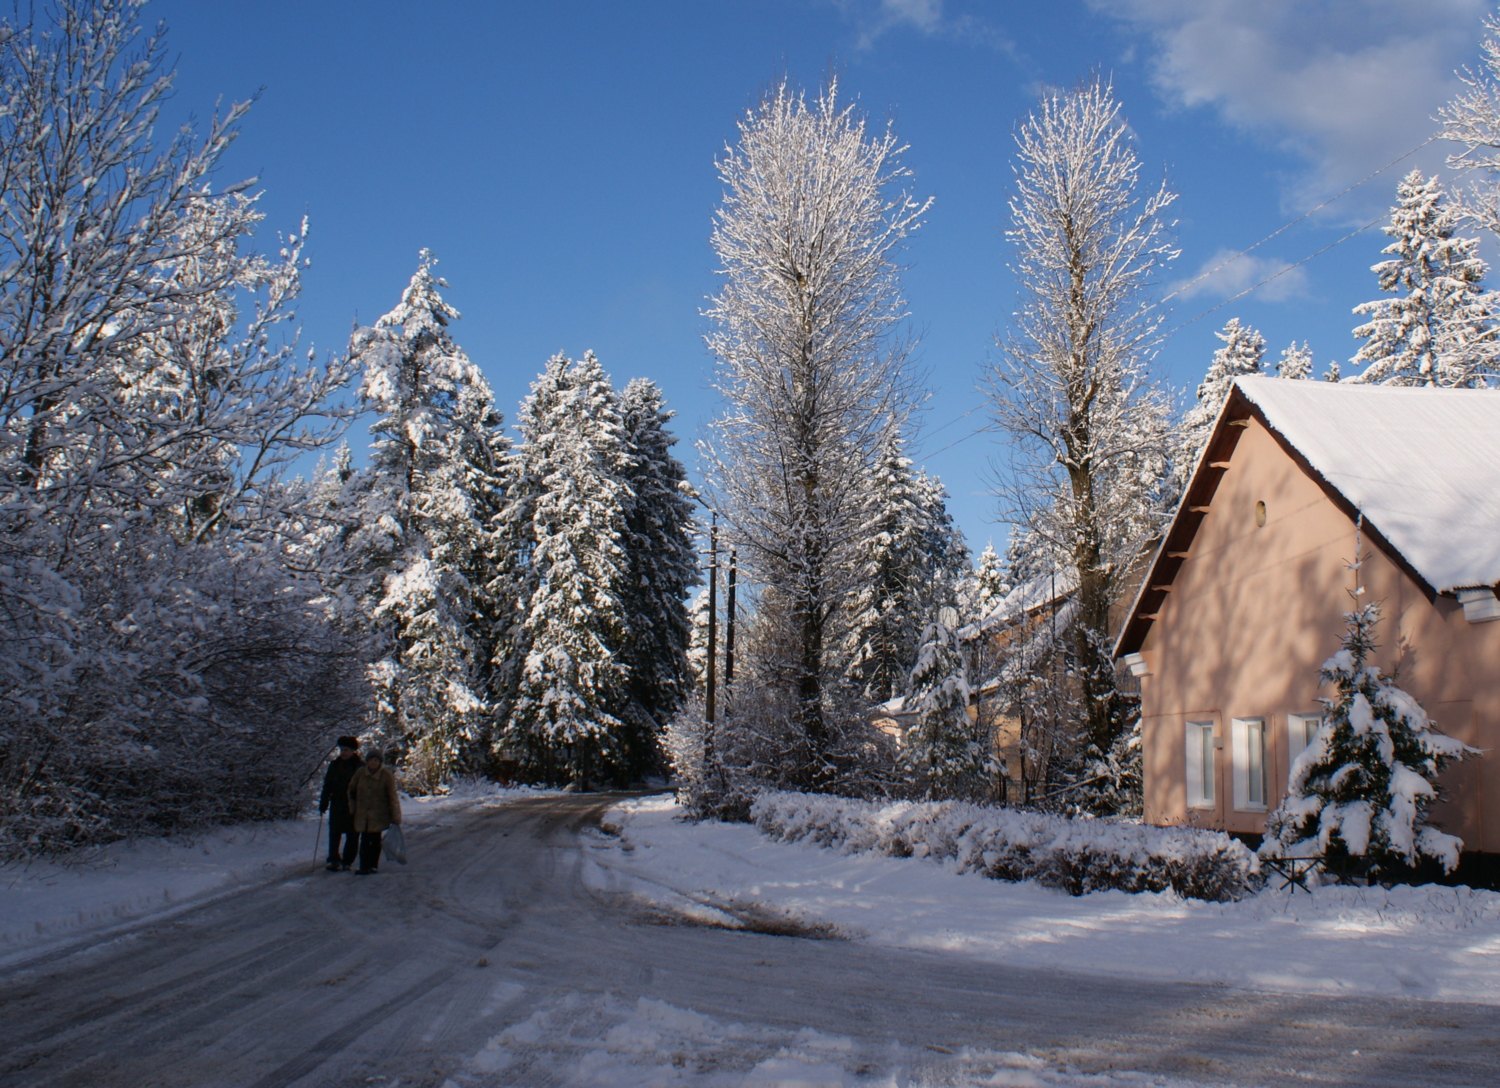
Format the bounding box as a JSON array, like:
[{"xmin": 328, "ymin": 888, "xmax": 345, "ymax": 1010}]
[
  {"xmin": 0, "ymin": 783, "xmax": 553, "ymax": 962},
  {"xmin": 592, "ymin": 797, "xmax": 1500, "ymax": 1004},
  {"xmin": 752, "ymin": 791, "xmax": 1259, "ymax": 902},
  {"xmin": 0, "ymin": 817, "xmax": 315, "ymax": 959}
]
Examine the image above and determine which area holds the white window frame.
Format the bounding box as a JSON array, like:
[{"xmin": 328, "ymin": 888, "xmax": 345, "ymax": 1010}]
[
  {"xmin": 1185, "ymin": 721, "xmax": 1216, "ymax": 809},
  {"xmin": 1231, "ymin": 718, "xmax": 1267, "ymax": 811},
  {"xmin": 1287, "ymin": 713, "xmax": 1321, "ymax": 765}
]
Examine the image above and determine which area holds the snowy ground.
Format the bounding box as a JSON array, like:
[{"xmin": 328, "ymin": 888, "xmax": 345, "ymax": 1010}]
[
  {"xmin": 0, "ymin": 779, "xmax": 552, "ymax": 964},
  {"xmin": 450, "ymin": 990, "xmax": 1221, "ymax": 1088},
  {"xmin": 587, "ymin": 796, "xmax": 1500, "ymax": 1007}
]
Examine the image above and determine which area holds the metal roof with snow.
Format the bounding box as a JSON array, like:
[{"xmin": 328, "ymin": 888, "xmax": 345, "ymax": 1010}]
[{"xmin": 1115, "ymin": 375, "xmax": 1500, "ymax": 657}]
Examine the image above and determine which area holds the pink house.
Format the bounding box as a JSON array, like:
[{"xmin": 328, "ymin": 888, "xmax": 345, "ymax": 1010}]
[{"xmin": 1115, "ymin": 376, "xmax": 1500, "ymax": 862}]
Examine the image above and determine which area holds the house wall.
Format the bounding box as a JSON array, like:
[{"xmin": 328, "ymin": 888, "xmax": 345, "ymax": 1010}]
[{"xmin": 1137, "ymin": 417, "xmax": 1499, "ymax": 851}]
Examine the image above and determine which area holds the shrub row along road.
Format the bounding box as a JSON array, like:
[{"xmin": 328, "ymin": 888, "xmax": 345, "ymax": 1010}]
[{"xmin": 2, "ymin": 794, "xmax": 1497, "ymax": 1087}]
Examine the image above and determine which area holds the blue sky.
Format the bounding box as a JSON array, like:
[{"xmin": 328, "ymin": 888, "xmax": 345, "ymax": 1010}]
[{"xmin": 151, "ymin": 0, "xmax": 1491, "ymax": 555}]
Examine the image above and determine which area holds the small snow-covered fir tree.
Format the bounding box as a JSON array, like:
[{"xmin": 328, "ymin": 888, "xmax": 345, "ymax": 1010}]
[
  {"xmin": 1263, "ymin": 562, "xmax": 1474, "ymax": 878},
  {"xmin": 1175, "ymin": 318, "xmax": 1265, "ymax": 490},
  {"xmin": 617, "ymin": 377, "xmax": 699, "ymax": 778},
  {"xmin": 844, "ymin": 432, "xmax": 969, "ymax": 704},
  {"xmin": 684, "ymin": 587, "xmax": 712, "ymax": 693},
  {"xmin": 972, "ymin": 543, "xmax": 1009, "ymax": 620},
  {"xmin": 1351, "ymin": 170, "xmax": 1499, "ymax": 388},
  {"xmin": 900, "ymin": 620, "xmax": 987, "ymax": 800},
  {"xmin": 506, "ymin": 352, "xmax": 634, "ymax": 786},
  {"xmin": 844, "ymin": 431, "xmax": 930, "ymax": 703},
  {"xmin": 349, "ymin": 251, "xmax": 502, "ymax": 786},
  {"xmin": 913, "ymin": 469, "xmax": 970, "ymax": 612},
  {"xmin": 1278, "ymin": 342, "xmax": 1314, "ymax": 380}
]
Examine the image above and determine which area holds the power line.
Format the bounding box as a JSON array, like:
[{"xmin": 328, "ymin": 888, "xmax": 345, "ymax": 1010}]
[
  {"xmin": 1161, "ymin": 135, "xmax": 1435, "ymax": 305},
  {"xmin": 914, "ymin": 138, "xmax": 1433, "ymax": 457},
  {"xmin": 1166, "ymin": 214, "xmax": 1386, "ymax": 336}
]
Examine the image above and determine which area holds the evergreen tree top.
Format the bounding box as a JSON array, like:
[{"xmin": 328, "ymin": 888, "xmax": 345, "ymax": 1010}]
[
  {"xmin": 1350, "ymin": 171, "xmax": 1499, "ymax": 388},
  {"xmin": 1196, "ymin": 318, "xmax": 1266, "ymax": 404}
]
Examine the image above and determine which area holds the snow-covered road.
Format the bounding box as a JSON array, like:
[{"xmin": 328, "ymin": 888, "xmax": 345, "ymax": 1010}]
[{"xmin": 3, "ymin": 793, "xmax": 1497, "ymax": 1087}]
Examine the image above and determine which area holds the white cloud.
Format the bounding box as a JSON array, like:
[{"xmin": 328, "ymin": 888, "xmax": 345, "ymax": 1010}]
[
  {"xmin": 1169, "ymin": 248, "xmax": 1311, "ymax": 303},
  {"xmin": 1092, "ymin": 0, "xmax": 1487, "ymax": 214},
  {"xmin": 830, "ymin": 0, "xmax": 1016, "ymax": 55}
]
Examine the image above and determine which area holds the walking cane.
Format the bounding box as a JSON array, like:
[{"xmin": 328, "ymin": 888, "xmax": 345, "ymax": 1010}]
[{"xmin": 312, "ymin": 811, "xmax": 324, "ymax": 872}]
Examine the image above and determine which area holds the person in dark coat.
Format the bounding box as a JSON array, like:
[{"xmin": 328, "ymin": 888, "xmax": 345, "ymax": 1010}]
[
  {"xmin": 319, "ymin": 736, "xmax": 363, "ymax": 871},
  {"xmin": 347, "ymin": 750, "xmax": 402, "ymax": 875}
]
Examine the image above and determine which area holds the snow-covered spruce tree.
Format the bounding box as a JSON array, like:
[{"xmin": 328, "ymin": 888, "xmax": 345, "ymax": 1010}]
[
  {"xmin": 617, "ymin": 377, "xmax": 699, "ymax": 779},
  {"xmin": 0, "ymin": 1, "xmax": 366, "ymax": 856},
  {"xmin": 901, "ymin": 620, "xmax": 987, "ymax": 800},
  {"xmin": 971, "ymin": 543, "xmax": 1009, "ymax": 621},
  {"xmin": 506, "ymin": 352, "xmax": 634, "ymax": 787},
  {"xmin": 348, "ymin": 252, "xmax": 504, "ymax": 788},
  {"xmin": 1263, "ymin": 597, "xmax": 1474, "ymax": 880},
  {"xmin": 913, "ymin": 469, "xmax": 970, "ymax": 613},
  {"xmin": 1350, "ymin": 171, "xmax": 1498, "ymax": 388},
  {"xmin": 702, "ymin": 78, "xmax": 928, "ymax": 785},
  {"xmin": 986, "ymin": 79, "xmax": 1176, "ymax": 805},
  {"xmin": 1174, "ymin": 318, "xmax": 1264, "ymax": 491},
  {"xmin": 1278, "ymin": 341, "xmax": 1315, "ymax": 380},
  {"xmin": 844, "ymin": 430, "xmax": 929, "ymax": 704}
]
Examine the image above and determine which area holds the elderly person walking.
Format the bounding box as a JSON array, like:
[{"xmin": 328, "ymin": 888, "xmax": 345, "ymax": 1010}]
[{"xmin": 346, "ymin": 750, "xmax": 402, "ymax": 875}]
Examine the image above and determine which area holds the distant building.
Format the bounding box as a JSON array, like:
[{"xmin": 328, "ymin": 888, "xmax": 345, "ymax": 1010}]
[{"xmin": 1115, "ymin": 376, "xmax": 1500, "ymax": 856}]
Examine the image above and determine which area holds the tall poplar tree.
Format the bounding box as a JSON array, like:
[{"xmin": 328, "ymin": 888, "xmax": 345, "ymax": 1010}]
[
  {"xmin": 987, "ymin": 79, "xmax": 1176, "ymax": 787},
  {"xmin": 702, "ymin": 79, "xmax": 928, "ymax": 781}
]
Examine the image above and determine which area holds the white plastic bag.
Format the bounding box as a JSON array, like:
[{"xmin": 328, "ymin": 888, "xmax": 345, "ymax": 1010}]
[{"xmin": 384, "ymin": 824, "xmax": 408, "ymax": 865}]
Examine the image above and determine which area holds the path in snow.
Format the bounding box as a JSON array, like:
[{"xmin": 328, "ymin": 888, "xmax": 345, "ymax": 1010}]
[{"xmin": 1, "ymin": 793, "xmax": 1496, "ymax": 1087}]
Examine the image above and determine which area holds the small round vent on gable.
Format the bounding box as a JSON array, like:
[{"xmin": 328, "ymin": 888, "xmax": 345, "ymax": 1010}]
[{"xmin": 1254, "ymin": 500, "xmax": 1267, "ymax": 528}]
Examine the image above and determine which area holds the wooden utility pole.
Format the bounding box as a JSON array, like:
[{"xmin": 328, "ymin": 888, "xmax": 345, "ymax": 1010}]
[{"xmin": 705, "ymin": 515, "xmax": 718, "ymax": 725}]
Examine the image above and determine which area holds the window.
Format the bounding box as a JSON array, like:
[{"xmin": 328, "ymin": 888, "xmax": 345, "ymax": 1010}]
[
  {"xmin": 1288, "ymin": 714, "xmax": 1321, "ymax": 765},
  {"xmin": 1185, "ymin": 721, "xmax": 1216, "ymax": 808},
  {"xmin": 1232, "ymin": 718, "xmax": 1267, "ymax": 810}
]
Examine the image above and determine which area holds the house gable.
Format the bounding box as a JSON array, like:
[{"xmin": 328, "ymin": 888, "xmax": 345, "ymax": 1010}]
[{"xmin": 1116, "ymin": 383, "xmax": 1438, "ymax": 660}]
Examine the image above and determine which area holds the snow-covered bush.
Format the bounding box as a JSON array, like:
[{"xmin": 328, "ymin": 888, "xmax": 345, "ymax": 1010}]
[
  {"xmin": 1262, "ymin": 601, "xmax": 1475, "ymax": 879},
  {"xmin": 753, "ymin": 790, "xmax": 1261, "ymax": 902}
]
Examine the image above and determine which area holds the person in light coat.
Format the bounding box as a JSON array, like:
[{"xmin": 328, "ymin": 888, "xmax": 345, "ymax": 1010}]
[{"xmin": 346, "ymin": 750, "xmax": 402, "ymax": 875}]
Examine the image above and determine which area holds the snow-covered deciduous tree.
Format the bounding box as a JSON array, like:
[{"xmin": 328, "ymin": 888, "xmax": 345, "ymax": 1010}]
[
  {"xmin": 901, "ymin": 620, "xmax": 987, "ymax": 800},
  {"xmin": 617, "ymin": 377, "xmax": 699, "ymax": 778},
  {"xmin": 1174, "ymin": 318, "xmax": 1264, "ymax": 491},
  {"xmin": 1262, "ymin": 596, "xmax": 1474, "ymax": 879},
  {"xmin": 702, "ymin": 78, "xmax": 928, "ymax": 781},
  {"xmin": 986, "ymin": 79, "xmax": 1176, "ymax": 788},
  {"xmin": 506, "ymin": 352, "xmax": 634, "ymax": 787},
  {"xmin": 0, "ymin": 1, "xmax": 363, "ymax": 854},
  {"xmin": 1350, "ymin": 171, "xmax": 1499, "ymax": 388},
  {"xmin": 1439, "ymin": 11, "xmax": 1500, "ymax": 234},
  {"xmin": 347, "ymin": 252, "xmax": 504, "ymax": 788},
  {"xmin": 1278, "ymin": 341, "xmax": 1315, "ymax": 380}
]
